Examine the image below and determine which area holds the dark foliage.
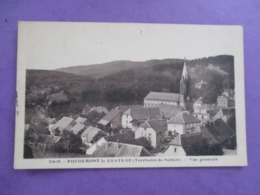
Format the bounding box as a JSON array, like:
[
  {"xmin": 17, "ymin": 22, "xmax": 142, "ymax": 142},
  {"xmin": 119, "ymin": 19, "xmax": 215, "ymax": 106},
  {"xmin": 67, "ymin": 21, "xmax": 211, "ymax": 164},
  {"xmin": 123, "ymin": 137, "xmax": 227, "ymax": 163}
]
[{"xmin": 25, "ymin": 55, "xmax": 234, "ymax": 118}]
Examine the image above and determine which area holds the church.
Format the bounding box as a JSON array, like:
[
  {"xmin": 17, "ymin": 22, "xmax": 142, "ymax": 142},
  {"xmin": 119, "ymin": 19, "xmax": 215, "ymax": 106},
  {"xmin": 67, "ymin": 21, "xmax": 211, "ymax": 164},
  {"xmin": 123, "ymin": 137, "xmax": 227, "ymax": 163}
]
[{"xmin": 144, "ymin": 61, "xmax": 190, "ymax": 108}]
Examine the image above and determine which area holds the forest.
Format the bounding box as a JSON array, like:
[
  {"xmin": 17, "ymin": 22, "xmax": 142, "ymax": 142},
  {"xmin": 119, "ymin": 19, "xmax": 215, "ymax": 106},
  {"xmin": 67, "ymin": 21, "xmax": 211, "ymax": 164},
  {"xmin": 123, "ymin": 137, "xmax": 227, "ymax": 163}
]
[{"xmin": 25, "ymin": 55, "xmax": 234, "ymax": 118}]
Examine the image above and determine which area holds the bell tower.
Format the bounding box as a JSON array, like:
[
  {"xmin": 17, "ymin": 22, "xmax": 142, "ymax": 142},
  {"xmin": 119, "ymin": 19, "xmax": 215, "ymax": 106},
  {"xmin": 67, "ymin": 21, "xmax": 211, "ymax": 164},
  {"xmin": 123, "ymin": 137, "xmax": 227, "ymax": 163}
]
[{"xmin": 180, "ymin": 60, "xmax": 190, "ymax": 101}]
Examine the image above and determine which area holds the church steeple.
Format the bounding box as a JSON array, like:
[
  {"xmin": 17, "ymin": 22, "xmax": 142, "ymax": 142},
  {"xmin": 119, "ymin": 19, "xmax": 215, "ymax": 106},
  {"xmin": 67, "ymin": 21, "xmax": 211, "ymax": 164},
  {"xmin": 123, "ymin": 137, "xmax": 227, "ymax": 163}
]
[
  {"xmin": 180, "ymin": 59, "xmax": 190, "ymax": 101},
  {"xmin": 181, "ymin": 61, "xmax": 189, "ymax": 81}
]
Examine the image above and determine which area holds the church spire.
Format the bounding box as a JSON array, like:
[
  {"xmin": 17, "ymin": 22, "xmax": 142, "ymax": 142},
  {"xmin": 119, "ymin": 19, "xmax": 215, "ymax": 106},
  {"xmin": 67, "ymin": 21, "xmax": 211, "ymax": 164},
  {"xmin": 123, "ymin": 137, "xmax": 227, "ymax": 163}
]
[
  {"xmin": 181, "ymin": 60, "xmax": 189, "ymax": 81},
  {"xmin": 180, "ymin": 59, "xmax": 190, "ymax": 101}
]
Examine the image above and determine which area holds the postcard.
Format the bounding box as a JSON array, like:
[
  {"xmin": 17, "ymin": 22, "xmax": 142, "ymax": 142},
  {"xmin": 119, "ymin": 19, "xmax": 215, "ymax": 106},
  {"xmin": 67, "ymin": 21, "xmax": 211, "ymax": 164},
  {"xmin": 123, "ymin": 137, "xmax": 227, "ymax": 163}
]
[{"xmin": 14, "ymin": 22, "xmax": 247, "ymax": 169}]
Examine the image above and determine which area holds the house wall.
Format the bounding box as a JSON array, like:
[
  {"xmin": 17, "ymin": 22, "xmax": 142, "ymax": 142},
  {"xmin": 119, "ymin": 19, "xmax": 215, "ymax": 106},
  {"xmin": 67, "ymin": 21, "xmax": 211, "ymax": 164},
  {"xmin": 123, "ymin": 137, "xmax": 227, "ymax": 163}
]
[
  {"xmin": 167, "ymin": 123, "xmax": 185, "ymax": 135},
  {"xmin": 86, "ymin": 137, "xmax": 107, "ymax": 155},
  {"xmin": 168, "ymin": 123, "xmax": 200, "ymax": 135},
  {"xmin": 121, "ymin": 114, "xmax": 133, "ymax": 129},
  {"xmin": 193, "ymin": 113, "xmax": 209, "ymax": 120},
  {"xmin": 135, "ymin": 127, "xmax": 157, "ymax": 148},
  {"xmin": 163, "ymin": 145, "xmax": 186, "ymax": 156},
  {"xmin": 217, "ymin": 96, "xmax": 228, "ymax": 107},
  {"xmin": 111, "ymin": 113, "xmax": 123, "ymax": 128}
]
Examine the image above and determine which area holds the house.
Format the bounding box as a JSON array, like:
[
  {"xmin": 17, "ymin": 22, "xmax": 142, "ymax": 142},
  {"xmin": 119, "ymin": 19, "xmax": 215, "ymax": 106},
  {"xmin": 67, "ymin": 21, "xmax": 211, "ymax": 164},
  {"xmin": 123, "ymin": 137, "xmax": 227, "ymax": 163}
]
[
  {"xmin": 75, "ymin": 116, "xmax": 88, "ymax": 125},
  {"xmin": 217, "ymin": 94, "xmax": 229, "ymax": 108},
  {"xmin": 181, "ymin": 132, "xmax": 206, "ymax": 155},
  {"xmin": 203, "ymin": 118, "xmax": 236, "ymax": 149},
  {"xmin": 89, "ymin": 106, "xmax": 109, "ymax": 114},
  {"xmin": 135, "ymin": 120, "xmax": 167, "ymax": 148},
  {"xmin": 158, "ymin": 104, "xmax": 184, "ymax": 120},
  {"xmin": 144, "ymin": 91, "xmax": 181, "ymax": 108},
  {"xmin": 212, "ymin": 108, "xmax": 235, "ymax": 123},
  {"xmin": 82, "ymin": 105, "xmax": 91, "ymax": 115},
  {"xmin": 46, "ymin": 118, "xmax": 57, "ymax": 125},
  {"xmin": 24, "ymin": 124, "xmax": 39, "ymax": 142},
  {"xmin": 193, "ymin": 98, "xmax": 219, "ymax": 122},
  {"xmin": 180, "ymin": 128, "xmax": 224, "ymax": 156},
  {"xmin": 98, "ymin": 109, "xmax": 123, "ymax": 128},
  {"xmin": 193, "ymin": 97, "xmax": 204, "ymax": 112},
  {"xmin": 121, "ymin": 107, "xmax": 161, "ymax": 129},
  {"xmin": 70, "ymin": 123, "xmax": 86, "ymax": 135},
  {"xmin": 81, "ymin": 126, "xmax": 107, "ymax": 146},
  {"xmin": 91, "ymin": 141, "xmax": 153, "ymax": 157},
  {"xmin": 104, "ymin": 130, "xmax": 135, "ymax": 143},
  {"xmin": 157, "ymin": 136, "xmax": 186, "ymax": 156},
  {"xmin": 167, "ymin": 111, "xmax": 201, "ymax": 135},
  {"xmin": 50, "ymin": 116, "xmax": 76, "ymax": 135},
  {"xmin": 34, "ymin": 134, "xmax": 66, "ymax": 152},
  {"xmin": 85, "ymin": 131, "xmax": 148, "ymax": 155}
]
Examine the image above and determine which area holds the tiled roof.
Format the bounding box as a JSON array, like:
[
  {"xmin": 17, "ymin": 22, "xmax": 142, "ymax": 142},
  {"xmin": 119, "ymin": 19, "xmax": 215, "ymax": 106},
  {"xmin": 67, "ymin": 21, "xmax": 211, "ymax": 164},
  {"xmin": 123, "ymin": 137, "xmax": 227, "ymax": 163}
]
[
  {"xmin": 124, "ymin": 107, "xmax": 161, "ymax": 121},
  {"xmin": 37, "ymin": 134, "xmax": 62, "ymax": 145},
  {"xmin": 92, "ymin": 142, "xmax": 152, "ymax": 157},
  {"xmin": 168, "ymin": 112, "xmax": 200, "ymax": 124},
  {"xmin": 205, "ymin": 118, "xmax": 235, "ymax": 143},
  {"xmin": 75, "ymin": 117, "xmax": 87, "ymax": 124},
  {"xmin": 169, "ymin": 136, "xmax": 181, "ymax": 146},
  {"xmin": 70, "ymin": 123, "xmax": 85, "ymax": 134},
  {"xmin": 181, "ymin": 132, "xmax": 204, "ymax": 147},
  {"xmin": 158, "ymin": 104, "xmax": 183, "ymax": 119},
  {"xmin": 51, "ymin": 117, "xmax": 76, "ymax": 131},
  {"xmin": 81, "ymin": 126, "xmax": 105, "ymax": 143},
  {"xmin": 140, "ymin": 120, "xmax": 167, "ymax": 133},
  {"xmin": 98, "ymin": 109, "xmax": 122, "ymax": 126},
  {"xmin": 199, "ymin": 126, "xmax": 220, "ymax": 145},
  {"xmin": 144, "ymin": 91, "xmax": 181, "ymax": 102},
  {"xmin": 115, "ymin": 105, "xmax": 143, "ymax": 113},
  {"xmin": 82, "ymin": 105, "xmax": 91, "ymax": 114}
]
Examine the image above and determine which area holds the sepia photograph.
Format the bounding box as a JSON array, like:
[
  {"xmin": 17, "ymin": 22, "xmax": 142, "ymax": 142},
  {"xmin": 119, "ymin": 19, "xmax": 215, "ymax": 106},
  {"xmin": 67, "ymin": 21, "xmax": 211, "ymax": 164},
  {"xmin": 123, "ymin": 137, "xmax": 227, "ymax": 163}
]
[{"xmin": 14, "ymin": 22, "xmax": 247, "ymax": 169}]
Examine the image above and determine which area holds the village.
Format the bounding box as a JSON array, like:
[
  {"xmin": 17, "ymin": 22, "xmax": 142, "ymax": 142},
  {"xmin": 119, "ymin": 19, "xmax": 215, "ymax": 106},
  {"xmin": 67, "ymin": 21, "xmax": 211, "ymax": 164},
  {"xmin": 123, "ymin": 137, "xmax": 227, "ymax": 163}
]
[{"xmin": 24, "ymin": 62, "xmax": 236, "ymax": 158}]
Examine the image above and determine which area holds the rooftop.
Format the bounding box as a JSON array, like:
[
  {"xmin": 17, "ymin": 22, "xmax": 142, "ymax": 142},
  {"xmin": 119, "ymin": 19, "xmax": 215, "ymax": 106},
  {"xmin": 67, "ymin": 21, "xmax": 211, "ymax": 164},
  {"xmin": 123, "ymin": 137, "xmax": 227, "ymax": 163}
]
[
  {"xmin": 75, "ymin": 116, "xmax": 88, "ymax": 124},
  {"xmin": 98, "ymin": 109, "xmax": 122, "ymax": 126},
  {"xmin": 81, "ymin": 126, "xmax": 106, "ymax": 143},
  {"xmin": 124, "ymin": 107, "xmax": 161, "ymax": 121},
  {"xmin": 158, "ymin": 104, "xmax": 184, "ymax": 119},
  {"xmin": 70, "ymin": 123, "xmax": 86, "ymax": 134},
  {"xmin": 92, "ymin": 141, "xmax": 152, "ymax": 157},
  {"xmin": 168, "ymin": 112, "xmax": 200, "ymax": 124},
  {"xmin": 144, "ymin": 91, "xmax": 181, "ymax": 102},
  {"xmin": 51, "ymin": 117, "xmax": 76, "ymax": 131},
  {"xmin": 140, "ymin": 120, "xmax": 167, "ymax": 133}
]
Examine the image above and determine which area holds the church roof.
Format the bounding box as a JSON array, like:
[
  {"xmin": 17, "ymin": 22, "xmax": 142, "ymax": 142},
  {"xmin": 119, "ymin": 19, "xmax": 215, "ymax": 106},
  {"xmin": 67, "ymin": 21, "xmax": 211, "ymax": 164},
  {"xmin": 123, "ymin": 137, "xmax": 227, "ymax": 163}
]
[{"xmin": 144, "ymin": 91, "xmax": 181, "ymax": 102}]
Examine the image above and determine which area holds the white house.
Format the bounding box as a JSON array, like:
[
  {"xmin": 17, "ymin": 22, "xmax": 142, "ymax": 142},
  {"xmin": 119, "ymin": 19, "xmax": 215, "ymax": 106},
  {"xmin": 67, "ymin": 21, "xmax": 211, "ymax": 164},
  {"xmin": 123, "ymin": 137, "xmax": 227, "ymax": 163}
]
[
  {"xmin": 86, "ymin": 137, "xmax": 107, "ymax": 155},
  {"xmin": 135, "ymin": 120, "xmax": 167, "ymax": 148},
  {"xmin": 167, "ymin": 111, "xmax": 201, "ymax": 135},
  {"xmin": 81, "ymin": 126, "xmax": 107, "ymax": 146},
  {"xmin": 98, "ymin": 109, "xmax": 123, "ymax": 128},
  {"xmin": 157, "ymin": 136, "xmax": 186, "ymax": 156}
]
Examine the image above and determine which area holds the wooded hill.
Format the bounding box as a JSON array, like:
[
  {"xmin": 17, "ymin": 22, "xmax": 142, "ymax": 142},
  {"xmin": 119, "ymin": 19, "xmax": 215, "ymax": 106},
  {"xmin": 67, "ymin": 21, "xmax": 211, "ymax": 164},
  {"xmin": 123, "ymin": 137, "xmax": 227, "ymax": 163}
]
[{"xmin": 26, "ymin": 55, "xmax": 234, "ymax": 113}]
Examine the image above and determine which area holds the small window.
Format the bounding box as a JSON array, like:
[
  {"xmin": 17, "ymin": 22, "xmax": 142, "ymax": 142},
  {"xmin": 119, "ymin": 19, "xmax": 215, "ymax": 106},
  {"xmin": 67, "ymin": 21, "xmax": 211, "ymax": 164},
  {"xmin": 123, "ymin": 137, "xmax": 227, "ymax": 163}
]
[{"xmin": 174, "ymin": 148, "xmax": 177, "ymax": 153}]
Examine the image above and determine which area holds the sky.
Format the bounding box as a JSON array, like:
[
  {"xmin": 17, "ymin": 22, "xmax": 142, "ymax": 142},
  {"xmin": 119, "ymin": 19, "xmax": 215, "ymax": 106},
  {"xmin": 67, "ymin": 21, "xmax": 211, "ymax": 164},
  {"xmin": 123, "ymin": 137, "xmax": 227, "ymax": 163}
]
[{"xmin": 18, "ymin": 22, "xmax": 242, "ymax": 70}]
